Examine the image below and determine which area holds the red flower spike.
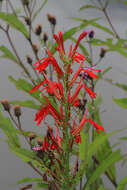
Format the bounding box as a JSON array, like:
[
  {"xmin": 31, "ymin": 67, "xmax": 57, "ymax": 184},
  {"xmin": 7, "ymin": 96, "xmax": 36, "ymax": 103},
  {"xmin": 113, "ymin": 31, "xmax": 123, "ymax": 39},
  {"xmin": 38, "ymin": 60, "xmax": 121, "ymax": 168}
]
[
  {"xmin": 83, "ymin": 69, "xmax": 98, "ymax": 79},
  {"xmin": 72, "ymin": 109, "xmax": 88, "ymax": 135},
  {"xmin": 70, "ymin": 78, "xmax": 83, "ymax": 104},
  {"xmin": 33, "ymin": 57, "xmax": 45, "ymax": 66},
  {"xmin": 59, "ymin": 31, "xmax": 65, "ymax": 55},
  {"xmin": 44, "ymin": 96, "xmax": 63, "ymax": 121},
  {"xmin": 84, "ymin": 86, "xmax": 96, "ymax": 99},
  {"xmin": 34, "ymin": 58, "xmax": 50, "ymax": 73},
  {"xmin": 71, "ymin": 32, "xmax": 87, "ymax": 58},
  {"xmin": 86, "ymin": 119, "xmax": 104, "ymax": 133},
  {"xmin": 69, "ymin": 61, "xmax": 84, "ymax": 87},
  {"xmin": 30, "ymin": 80, "xmax": 46, "ymax": 93},
  {"xmin": 35, "ymin": 105, "xmax": 49, "ymax": 126}
]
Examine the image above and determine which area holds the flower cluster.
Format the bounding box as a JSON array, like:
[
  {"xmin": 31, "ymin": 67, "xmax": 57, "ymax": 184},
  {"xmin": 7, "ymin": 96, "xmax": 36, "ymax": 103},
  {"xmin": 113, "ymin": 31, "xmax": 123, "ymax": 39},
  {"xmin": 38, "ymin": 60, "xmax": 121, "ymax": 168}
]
[{"xmin": 30, "ymin": 30, "xmax": 104, "ymax": 153}]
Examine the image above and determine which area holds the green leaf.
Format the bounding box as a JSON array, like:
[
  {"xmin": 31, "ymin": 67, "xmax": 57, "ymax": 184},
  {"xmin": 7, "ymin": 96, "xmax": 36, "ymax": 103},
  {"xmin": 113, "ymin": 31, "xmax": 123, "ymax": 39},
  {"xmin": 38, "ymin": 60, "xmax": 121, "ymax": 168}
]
[
  {"xmin": 79, "ymin": 131, "xmax": 85, "ymax": 160},
  {"xmin": 0, "ymin": 12, "xmax": 29, "ymax": 38},
  {"xmin": 80, "ymin": 4, "xmax": 100, "ymax": 11},
  {"xmin": 112, "ymin": 98, "xmax": 127, "ymax": 109},
  {"xmin": 87, "ymin": 130, "xmax": 121, "ymax": 163},
  {"xmin": 16, "ymin": 177, "xmax": 42, "ymax": 184},
  {"xmin": 32, "ymin": 183, "xmax": 49, "ymax": 189},
  {"xmin": 120, "ymin": 137, "xmax": 127, "ymax": 141},
  {"xmin": 116, "ymin": 176, "xmax": 127, "ymax": 190},
  {"xmin": 0, "ymin": 46, "xmax": 18, "ymax": 63},
  {"xmin": 114, "ymin": 83, "xmax": 127, "ymax": 92},
  {"xmin": 8, "ymin": 76, "xmax": 44, "ymax": 104},
  {"xmin": 84, "ymin": 149, "xmax": 123, "ymax": 189},
  {"xmin": 32, "ymin": 0, "xmax": 48, "ymax": 21},
  {"xmin": 10, "ymin": 100, "xmax": 41, "ymax": 110},
  {"xmin": 9, "ymin": 145, "xmax": 37, "ymax": 162},
  {"xmin": 0, "ymin": 105, "xmax": 20, "ymax": 147}
]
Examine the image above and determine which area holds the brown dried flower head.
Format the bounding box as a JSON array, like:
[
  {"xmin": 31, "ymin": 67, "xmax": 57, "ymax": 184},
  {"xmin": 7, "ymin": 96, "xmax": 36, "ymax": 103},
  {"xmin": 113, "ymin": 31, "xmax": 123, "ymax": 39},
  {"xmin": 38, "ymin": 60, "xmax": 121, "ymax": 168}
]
[
  {"xmin": 100, "ymin": 48, "xmax": 107, "ymax": 58},
  {"xmin": 1, "ymin": 99, "xmax": 10, "ymax": 112},
  {"xmin": 43, "ymin": 32, "xmax": 48, "ymax": 43},
  {"xmin": 26, "ymin": 55, "xmax": 32, "ymax": 64},
  {"xmin": 29, "ymin": 132, "xmax": 36, "ymax": 141},
  {"xmin": 24, "ymin": 17, "xmax": 31, "ymax": 25},
  {"xmin": 32, "ymin": 43, "xmax": 38, "ymax": 54},
  {"xmin": 47, "ymin": 13, "xmax": 56, "ymax": 25},
  {"xmin": 35, "ymin": 24, "xmax": 42, "ymax": 35},
  {"xmin": 13, "ymin": 105, "xmax": 22, "ymax": 117}
]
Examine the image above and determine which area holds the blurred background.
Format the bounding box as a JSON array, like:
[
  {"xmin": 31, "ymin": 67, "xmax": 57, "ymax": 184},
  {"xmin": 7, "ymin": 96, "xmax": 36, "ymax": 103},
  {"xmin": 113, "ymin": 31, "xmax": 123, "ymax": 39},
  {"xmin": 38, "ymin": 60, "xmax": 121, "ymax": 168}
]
[{"xmin": 0, "ymin": 0, "xmax": 127, "ymax": 189}]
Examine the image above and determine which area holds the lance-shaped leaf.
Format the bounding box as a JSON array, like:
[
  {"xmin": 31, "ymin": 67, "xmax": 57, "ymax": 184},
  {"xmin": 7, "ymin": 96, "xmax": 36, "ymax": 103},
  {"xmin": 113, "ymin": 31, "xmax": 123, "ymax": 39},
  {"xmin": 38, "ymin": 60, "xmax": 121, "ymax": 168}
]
[
  {"xmin": 116, "ymin": 176, "xmax": 127, "ymax": 190},
  {"xmin": 0, "ymin": 12, "xmax": 29, "ymax": 38},
  {"xmin": 0, "ymin": 104, "xmax": 20, "ymax": 147},
  {"xmin": 80, "ymin": 4, "xmax": 101, "ymax": 11},
  {"xmin": 16, "ymin": 177, "xmax": 42, "ymax": 184},
  {"xmin": 112, "ymin": 97, "xmax": 127, "ymax": 109},
  {"xmin": 84, "ymin": 149, "xmax": 123, "ymax": 189},
  {"xmin": 0, "ymin": 46, "xmax": 18, "ymax": 63},
  {"xmin": 10, "ymin": 100, "xmax": 41, "ymax": 110}
]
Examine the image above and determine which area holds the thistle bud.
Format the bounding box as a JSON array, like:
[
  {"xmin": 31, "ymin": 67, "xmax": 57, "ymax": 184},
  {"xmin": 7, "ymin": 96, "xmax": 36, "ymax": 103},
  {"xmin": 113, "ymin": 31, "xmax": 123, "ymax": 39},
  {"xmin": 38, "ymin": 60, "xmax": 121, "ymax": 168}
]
[
  {"xmin": 26, "ymin": 55, "xmax": 32, "ymax": 65},
  {"xmin": 43, "ymin": 32, "xmax": 48, "ymax": 43},
  {"xmin": 22, "ymin": 0, "xmax": 29, "ymax": 6},
  {"xmin": 32, "ymin": 43, "xmax": 38, "ymax": 54},
  {"xmin": 1, "ymin": 99, "xmax": 10, "ymax": 112},
  {"xmin": 13, "ymin": 105, "xmax": 21, "ymax": 117},
  {"xmin": 29, "ymin": 132, "xmax": 36, "ymax": 141},
  {"xmin": 35, "ymin": 24, "xmax": 42, "ymax": 35},
  {"xmin": 37, "ymin": 138, "xmax": 43, "ymax": 146},
  {"xmin": 47, "ymin": 14, "xmax": 56, "ymax": 26},
  {"xmin": 24, "ymin": 17, "xmax": 31, "ymax": 25},
  {"xmin": 88, "ymin": 30, "xmax": 94, "ymax": 39},
  {"xmin": 100, "ymin": 48, "xmax": 107, "ymax": 58}
]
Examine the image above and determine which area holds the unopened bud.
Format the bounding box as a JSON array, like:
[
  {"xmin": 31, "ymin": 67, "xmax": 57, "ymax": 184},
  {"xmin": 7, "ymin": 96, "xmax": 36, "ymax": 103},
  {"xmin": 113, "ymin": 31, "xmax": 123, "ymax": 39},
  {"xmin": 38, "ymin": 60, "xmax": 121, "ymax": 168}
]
[
  {"xmin": 13, "ymin": 105, "xmax": 21, "ymax": 117},
  {"xmin": 100, "ymin": 48, "xmax": 107, "ymax": 58},
  {"xmin": 29, "ymin": 132, "xmax": 36, "ymax": 141},
  {"xmin": 37, "ymin": 138, "xmax": 43, "ymax": 146},
  {"xmin": 88, "ymin": 30, "xmax": 94, "ymax": 39},
  {"xmin": 26, "ymin": 55, "xmax": 32, "ymax": 64},
  {"xmin": 1, "ymin": 99, "xmax": 10, "ymax": 112},
  {"xmin": 35, "ymin": 24, "xmax": 42, "ymax": 35},
  {"xmin": 32, "ymin": 43, "xmax": 38, "ymax": 54},
  {"xmin": 22, "ymin": 0, "xmax": 29, "ymax": 6},
  {"xmin": 43, "ymin": 32, "xmax": 48, "ymax": 43},
  {"xmin": 47, "ymin": 14, "xmax": 56, "ymax": 25},
  {"xmin": 24, "ymin": 17, "xmax": 31, "ymax": 25}
]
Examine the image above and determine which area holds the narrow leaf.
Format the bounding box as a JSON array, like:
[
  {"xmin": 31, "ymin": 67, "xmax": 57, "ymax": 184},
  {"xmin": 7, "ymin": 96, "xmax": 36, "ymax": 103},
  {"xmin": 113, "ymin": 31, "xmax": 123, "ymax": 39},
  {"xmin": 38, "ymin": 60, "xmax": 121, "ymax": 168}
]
[{"xmin": 112, "ymin": 98, "xmax": 127, "ymax": 109}]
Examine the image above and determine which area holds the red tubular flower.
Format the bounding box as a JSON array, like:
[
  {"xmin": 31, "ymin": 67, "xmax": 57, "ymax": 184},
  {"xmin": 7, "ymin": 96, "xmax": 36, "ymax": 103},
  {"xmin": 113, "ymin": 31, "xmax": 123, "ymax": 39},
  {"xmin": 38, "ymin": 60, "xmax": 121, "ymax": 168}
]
[
  {"xmin": 72, "ymin": 109, "xmax": 88, "ymax": 135},
  {"xmin": 84, "ymin": 86, "xmax": 96, "ymax": 99},
  {"xmin": 58, "ymin": 31, "xmax": 65, "ymax": 55},
  {"xmin": 69, "ymin": 61, "xmax": 84, "ymax": 87},
  {"xmin": 35, "ymin": 105, "xmax": 49, "ymax": 126},
  {"xmin": 42, "ymin": 137, "xmax": 49, "ymax": 151},
  {"xmin": 30, "ymin": 80, "xmax": 46, "ymax": 93},
  {"xmin": 71, "ymin": 32, "xmax": 87, "ymax": 58},
  {"xmin": 69, "ymin": 78, "xmax": 83, "ymax": 104},
  {"xmin": 86, "ymin": 119, "xmax": 104, "ymax": 133},
  {"xmin": 83, "ymin": 69, "xmax": 98, "ymax": 79}
]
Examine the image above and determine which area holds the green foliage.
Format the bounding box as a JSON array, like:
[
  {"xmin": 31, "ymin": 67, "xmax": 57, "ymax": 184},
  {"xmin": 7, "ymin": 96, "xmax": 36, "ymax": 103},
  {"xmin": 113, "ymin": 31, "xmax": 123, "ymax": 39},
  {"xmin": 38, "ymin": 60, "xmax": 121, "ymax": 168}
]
[
  {"xmin": 112, "ymin": 98, "xmax": 127, "ymax": 109},
  {"xmin": 0, "ymin": 12, "xmax": 29, "ymax": 38},
  {"xmin": 0, "ymin": 104, "xmax": 20, "ymax": 147},
  {"xmin": 80, "ymin": 4, "xmax": 100, "ymax": 11},
  {"xmin": 0, "ymin": 46, "xmax": 18, "ymax": 63},
  {"xmin": 116, "ymin": 176, "xmax": 127, "ymax": 190},
  {"xmin": 10, "ymin": 100, "xmax": 41, "ymax": 110},
  {"xmin": 16, "ymin": 177, "xmax": 42, "ymax": 184},
  {"xmin": 32, "ymin": 0, "xmax": 48, "ymax": 21},
  {"xmin": 84, "ymin": 149, "xmax": 123, "ymax": 189}
]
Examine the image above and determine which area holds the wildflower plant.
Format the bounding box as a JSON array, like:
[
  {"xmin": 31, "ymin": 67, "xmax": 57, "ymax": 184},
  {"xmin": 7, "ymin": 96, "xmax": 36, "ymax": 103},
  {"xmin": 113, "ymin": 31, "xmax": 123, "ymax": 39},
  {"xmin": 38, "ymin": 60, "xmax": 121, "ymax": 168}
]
[{"xmin": 28, "ymin": 31, "xmax": 104, "ymax": 189}]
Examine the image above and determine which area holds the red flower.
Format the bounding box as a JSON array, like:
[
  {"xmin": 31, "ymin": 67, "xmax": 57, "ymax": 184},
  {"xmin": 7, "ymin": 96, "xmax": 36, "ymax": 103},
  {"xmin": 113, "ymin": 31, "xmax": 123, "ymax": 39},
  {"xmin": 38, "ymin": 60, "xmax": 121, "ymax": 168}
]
[
  {"xmin": 84, "ymin": 86, "xmax": 96, "ymax": 99},
  {"xmin": 86, "ymin": 119, "xmax": 104, "ymax": 133},
  {"xmin": 35, "ymin": 105, "xmax": 49, "ymax": 126}
]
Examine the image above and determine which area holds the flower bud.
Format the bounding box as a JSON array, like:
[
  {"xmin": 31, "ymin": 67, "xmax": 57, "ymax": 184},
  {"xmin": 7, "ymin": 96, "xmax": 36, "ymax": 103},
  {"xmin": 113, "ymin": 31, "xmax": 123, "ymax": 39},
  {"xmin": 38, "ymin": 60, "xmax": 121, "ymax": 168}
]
[
  {"xmin": 88, "ymin": 30, "xmax": 94, "ymax": 39},
  {"xmin": 13, "ymin": 105, "xmax": 21, "ymax": 117},
  {"xmin": 43, "ymin": 32, "xmax": 48, "ymax": 43},
  {"xmin": 35, "ymin": 24, "xmax": 42, "ymax": 35},
  {"xmin": 32, "ymin": 43, "xmax": 38, "ymax": 54},
  {"xmin": 47, "ymin": 14, "xmax": 56, "ymax": 25},
  {"xmin": 100, "ymin": 48, "xmax": 107, "ymax": 58},
  {"xmin": 22, "ymin": 0, "xmax": 29, "ymax": 6},
  {"xmin": 24, "ymin": 17, "xmax": 31, "ymax": 25},
  {"xmin": 29, "ymin": 132, "xmax": 36, "ymax": 141},
  {"xmin": 26, "ymin": 55, "xmax": 32, "ymax": 65},
  {"xmin": 1, "ymin": 99, "xmax": 10, "ymax": 112}
]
